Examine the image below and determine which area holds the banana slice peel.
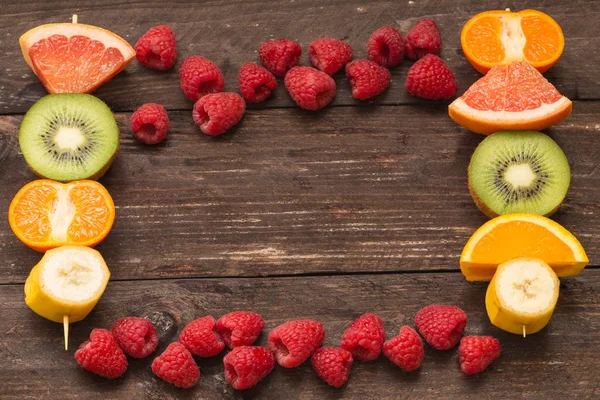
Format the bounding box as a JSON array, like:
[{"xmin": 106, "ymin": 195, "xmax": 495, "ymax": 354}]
[
  {"xmin": 25, "ymin": 245, "xmax": 110, "ymax": 323},
  {"xmin": 486, "ymin": 257, "xmax": 559, "ymax": 336}
]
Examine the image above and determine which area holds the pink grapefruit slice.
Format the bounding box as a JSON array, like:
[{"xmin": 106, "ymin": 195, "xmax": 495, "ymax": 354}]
[
  {"xmin": 448, "ymin": 61, "xmax": 571, "ymax": 135},
  {"xmin": 20, "ymin": 22, "xmax": 135, "ymax": 94}
]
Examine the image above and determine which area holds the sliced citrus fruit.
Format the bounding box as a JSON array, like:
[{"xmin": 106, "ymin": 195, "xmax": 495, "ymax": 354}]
[
  {"xmin": 9, "ymin": 179, "xmax": 115, "ymax": 252},
  {"xmin": 461, "ymin": 9, "xmax": 564, "ymax": 74},
  {"xmin": 460, "ymin": 213, "xmax": 588, "ymax": 282},
  {"xmin": 19, "ymin": 22, "xmax": 135, "ymax": 93},
  {"xmin": 448, "ymin": 61, "xmax": 571, "ymax": 135}
]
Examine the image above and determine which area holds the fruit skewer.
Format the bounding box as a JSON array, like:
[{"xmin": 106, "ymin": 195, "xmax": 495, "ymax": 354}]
[{"xmin": 64, "ymin": 315, "xmax": 69, "ymax": 350}]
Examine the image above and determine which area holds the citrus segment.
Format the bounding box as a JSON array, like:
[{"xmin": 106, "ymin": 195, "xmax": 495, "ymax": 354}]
[
  {"xmin": 461, "ymin": 61, "xmax": 562, "ymax": 112},
  {"xmin": 462, "ymin": 14, "xmax": 505, "ymax": 64},
  {"xmin": 461, "ymin": 9, "xmax": 564, "ymax": 74},
  {"xmin": 67, "ymin": 184, "xmax": 114, "ymax": 243},
  {"xmin": 448, "ymin": 61, "xmax": 571, "ymax": 134},
  {"xmin": 520, "ymin": 14, "xmax": 563, "ymax": 65},
  {"xmin": 29, "ymin": 35, "xmax": 126, "ymax": 93},
  {"xmin": 9, "ymin": 181, "xmax": 59, "ymax": 242},
  {"xmin": 19, "ymin": 23, "xmax": 135, "ymax": 93},
  {"xmin": 8, "ymin": 179, "xmax": 115, "ymax": 252},
  {"xmin": 460, "ymin": 213, "xmax": 588, "ymax": 281}
]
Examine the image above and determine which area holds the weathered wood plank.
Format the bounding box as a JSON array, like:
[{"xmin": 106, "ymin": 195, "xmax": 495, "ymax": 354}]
[
  {"xmin": 1, "ymin": 270, "xmax": 599, "ymax": 399},
  {"xmin": 2, "ymin": 103, "xmax": 599, "ymax": 283},
  {"xmin": 0, "ymin": 0, "xmax": 598, "ymax": 114}
]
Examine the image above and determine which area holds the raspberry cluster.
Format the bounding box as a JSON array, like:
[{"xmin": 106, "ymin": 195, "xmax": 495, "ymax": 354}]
[
  {"xmin": 130, "ymin": 20, "xmax": 457, "ymax": 142},
  {"xmin": 75, "ymin": 305, "xmax": 500, "ymax": 391},
  {"xmin": 74, "ymin": 317, "xmax": 159, "ymax": 380}
]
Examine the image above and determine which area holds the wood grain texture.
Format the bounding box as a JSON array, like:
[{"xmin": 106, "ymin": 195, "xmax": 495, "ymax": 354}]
[
  {"xmin": 2, "ymin": 103, "xmax": 600, "ymax": 283},
  {"xmin": 1, "ymin": 270, "xmax": 599, "ymax": 399},
  {"xmin": 1, "ymin": 1, "xmax": 600, "ymax": 398},
  {"xmin": 0, "ymin": 0, "xmax": 598, "ymax": 114}
]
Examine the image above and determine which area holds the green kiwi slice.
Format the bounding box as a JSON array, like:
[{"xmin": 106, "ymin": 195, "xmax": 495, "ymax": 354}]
[
  {"xmin": 468, "ymin": 131, "xmax": 570, "ymax": 218},
  {"xmin": 19, "ymin": 94, "xmax": 119, "ymax": 182}
]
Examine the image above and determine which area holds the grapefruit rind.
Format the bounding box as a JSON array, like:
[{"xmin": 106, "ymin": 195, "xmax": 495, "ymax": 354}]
[
  {"xmin": 449, "ymin": 96, "xmax": 572, "ymax": 135},
  {"xmin": 19, "ymin": 23, "xmax": 135, "ymax": 68},
  {"xmin": 460, "ymin": 213, "xmax": 588, "ymax": 282}
]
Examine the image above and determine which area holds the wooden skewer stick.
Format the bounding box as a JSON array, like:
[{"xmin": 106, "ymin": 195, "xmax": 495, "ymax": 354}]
[
  {"xmin": 522, "ymin": 325, "xmax": 526, "ymax": 338},
  {"xmin": 72, "ymin": 14, "xmax": 78, "ymax": 24},
  {"xmin": 64, "ymin": 315, "xmax": 69, "ymax": 351}
]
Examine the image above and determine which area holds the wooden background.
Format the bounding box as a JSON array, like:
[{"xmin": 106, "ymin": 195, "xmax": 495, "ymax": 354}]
[{"xmin": 1, "ymin": 0, "xmax": 599, "ymax": 398}]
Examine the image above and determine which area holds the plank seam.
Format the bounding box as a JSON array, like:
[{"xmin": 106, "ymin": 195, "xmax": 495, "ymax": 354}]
[
  {"xmin": 0, "ymin": 264, "xmax": 598, "ymax": 287},
  {"xmin": 1, "ymin": 99, "xmax": 598, "ymax": 117}
]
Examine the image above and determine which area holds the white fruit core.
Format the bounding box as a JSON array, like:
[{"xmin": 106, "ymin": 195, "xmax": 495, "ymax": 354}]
[
  {"xmin": 54, "ymin": 127, "xmax": 86, "ymax": 150},
  {"xmin": 39, "ymin": 247, "xmax": 107, "ymax": 303},
  {"xmin": 49, "ymin": 186, "xmax": 75, "ymax": 242},
  {"xmin": 496, "ymin": 258, "xmax": 559, "ymax": 316},
  {"xmin": 504, "ymin": 164, "xmax": 536, "ymax": 188},
  {"xmin": 499, "ymin": 15, "xmax": 526, "ymax": 61}
]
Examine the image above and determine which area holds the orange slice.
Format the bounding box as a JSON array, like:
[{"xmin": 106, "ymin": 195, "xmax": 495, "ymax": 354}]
[
  {"xmin": 448, "ymin": 61, "xmax": 571, "ymax": 135},
  {"xmin": 461, "ymin": 9, "xmax": 564, "ymax": 74},
  {"xmin": 19, "ymin": 22, "xmax": 135, "ymax": 93},
  {"xmin": 460, "ymin": 213, "xmax": 588, "ymax": 282},
  {"xmin": 9, "ymin": 179, "xmax": 115, "ymax": 252}
]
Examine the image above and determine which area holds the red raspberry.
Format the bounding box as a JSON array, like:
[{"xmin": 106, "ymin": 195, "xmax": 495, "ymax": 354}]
[
  {"xmin": 223, "ymin": 346, "xmax": 275, "ymax": 390},
  {"xmin": 258, "ymin": 39, "xmax": 302, "ymax": 77},
  {"xmin": 111, "ymin": 316, "xmax": 159, "ymax": 358},
  {"xmin": 404, "ymin": 19, "xmax": 442, "ymax": 60},
  {"xmin": 383, "ymin": 326, "xmax": 424, "ymax": 372},
  {"xmin": 345, "ymin": 60, "xmax": 391, "ymax": 100},
  {"xmin": 458, "ymin": 336, "xmax": 501, "ymax": 375},
  {"xmin": 179, "ymin": 315, "xmax": 225, "ymax": 357},
  {"xmin": 405, "ymin": 54, "xmax": 457, "ymax": 100},
  {"xmin": 415, "ymin": 304, "xmax": 467, "ymax": 350},
  {"xmin": 311, "ymin": 347, "xmax": 353, "ymax": 388},
  {"xmin": 192, "ymin": 92, "xmax": 246, "ymax": 136},
  {"xmin": 238, "ymin": 62, "xmax": 277, "ymax": 103},
  {"xmin": 135, "ymin": 25, "xmax": 177, "ymax": 70},
  {"xmin": 340, "ymin": 313, "xmax": 386, "ymax": 362},
  {"xmin": 367, "ymin": 26, "xmax": 404, "ymax": 68},
  {"xmin": 130, "ymin": 103, "xmax": 169, "ymax": 145},
  {"xmin": 74, "ymin": 328, "xmax": 128, "ymax": 379},
  {"xmin": 284, "ymin": 66, "xmax": 336, "ymax": 111},
  {"xmin": 179, "ymin": 56, "xmax": 225, "ymax": 102},
  {"xmin": 309, "ymin": 38, "xmax": 353, "ymax": 75},
  {"xmin": 151, "ymin": 342, "xmax": 200, "ymax": 388},
  {"xmin": 268, "ymin": 319, "xmax": 325, "ymax": 368},
  {"xmin": 215, "ymin": 311, "xmax": 264, "ymax": 349}
]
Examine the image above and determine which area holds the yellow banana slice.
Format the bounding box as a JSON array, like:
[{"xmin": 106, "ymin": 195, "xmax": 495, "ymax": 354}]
[
  {"xmin": 486, "ymin": 257, "xmax": 559, "ymax": 336},
  {"xmin": 24, "ymin": 245, "xmax": 110, "ymax": 349}
]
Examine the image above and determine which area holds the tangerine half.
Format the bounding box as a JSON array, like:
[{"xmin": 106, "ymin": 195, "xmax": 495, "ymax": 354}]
[
  {"xmin": 461, "ymin": 9, "xmax": 564, "ymax": 74},
  {"xmin": 8, "ymin": 179, "xmax": 115, "ymax": 252}
]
